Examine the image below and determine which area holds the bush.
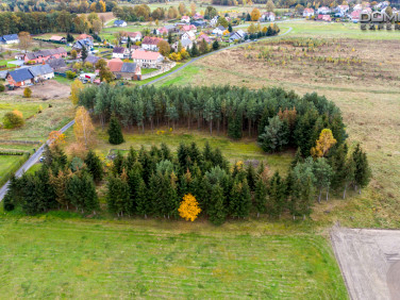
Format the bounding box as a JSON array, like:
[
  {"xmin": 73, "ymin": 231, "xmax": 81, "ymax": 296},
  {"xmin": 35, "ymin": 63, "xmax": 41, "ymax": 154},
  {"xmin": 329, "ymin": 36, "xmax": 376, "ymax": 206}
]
[
  {"xmin": 0, "ymin": 84, "xmax": 5, "ymax": 92},
  {"xmin": 23, "ymin": 87, "xmax": 32, "ymax": 98},
  {"xmin": 66, "ymin": 70, "xmax": 76, "ymax": 79},
  {"xmin": 3, "ymin": 110, "xmax": 25, "ymax": 129}
]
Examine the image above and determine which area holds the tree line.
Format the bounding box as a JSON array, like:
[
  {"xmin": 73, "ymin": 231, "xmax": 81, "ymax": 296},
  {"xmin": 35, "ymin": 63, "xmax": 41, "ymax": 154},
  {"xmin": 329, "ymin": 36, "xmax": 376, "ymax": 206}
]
[
  {"xmin": 78, "ymin": 85, "xmax": 347, "ymax": 157},
  {"xmin": 3, "ymin": 141, "xmax": 371, "ymax": 224}
]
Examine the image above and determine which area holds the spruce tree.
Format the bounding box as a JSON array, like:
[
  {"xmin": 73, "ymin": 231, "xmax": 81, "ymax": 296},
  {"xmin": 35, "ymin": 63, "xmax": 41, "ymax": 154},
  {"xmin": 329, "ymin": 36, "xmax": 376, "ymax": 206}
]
[
  {"xmin": 112, "ymin": 151, "xmax": 125, "ymax": 176},
  {"xmin": 209, "ymin": 184, "xmax": 226, "ymax": 225},
  {"xmin": 313, "ymin": 157, "xmax": 333, "ymax": 202},
  {"xmin": 135, "ymin": 178, "xmax": 150, "ymax": 218},
  {"xmin": 81, "ymin": 46, "xmax": 88, "ymax": 61},
  {"xmin": 106, "ymin": 175, "xmax": 130, "ymax": 217},
  {"xmin": 84, "ymin": 150, "xmax": 104, "ymax": 183},
  {"xmin": 254, "ymin": 177, "xmax": 268, "ymax": 217},
  {"xmin": 353, "ymin": 144, "xmax": 371, "ymax": 194},
  {"xmin": 246, "ymin": 163, "xmax": 257, "ymax": 191},
  {"xmin": 82, "ymin": 173, "xmax": 99, "ymax": 213},
  {"xmin": 108, "ymin": 115, "xmax": 124, "ymax": 145}
]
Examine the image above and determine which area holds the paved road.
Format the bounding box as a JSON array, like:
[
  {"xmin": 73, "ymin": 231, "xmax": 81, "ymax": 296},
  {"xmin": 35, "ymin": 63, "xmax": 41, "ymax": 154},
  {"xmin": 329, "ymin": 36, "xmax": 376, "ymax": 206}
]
[
  {"xmin": 0, "ymin": 26, "xmax": 293, "ymax": 201},
  {"xmin": 0, "ymin": 120, "xmax": 75, "ymax": 201},
  {"xmin": 143, "ymin": 26, "xmax": 293, "ymax": 86}
]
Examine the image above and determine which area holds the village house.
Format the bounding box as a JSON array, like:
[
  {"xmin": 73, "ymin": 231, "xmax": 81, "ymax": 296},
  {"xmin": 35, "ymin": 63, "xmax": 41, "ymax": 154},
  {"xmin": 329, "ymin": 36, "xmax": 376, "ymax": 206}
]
[
  {"xmin": 6, "ymin": 68, "xmax": 34, "ymax": 87},
  {"xmin": 122, "ymin": 32, "xmax": 142, "ymax": 43},
  {"xmin": 181, "ymin": 24, "xmax": 197, "ymax": 33},
  {"xmin": 141, "ymin": 36, "xmax": 163, "ymax": 51},
  {"xmin": 29, "ymin": 64, "xmax": 55, "ymax": 82},
  {"xmin": 303, "ymin": 8, "xmax": 315, "ymax": 17},
  {"xmin": 24, "ymin": 47, "xmax": 67, "ymax": 64},
  {"xmin": 84, "ymin": 55, "xmax": 101, "ymax": 66},
  {"xmin": 47, "ymin": 58, "xmax": 68, "ymax": 72},
  {"xmin": 164, "ymin": 25, "xmax": 177, "ymax": 33},
  {"xmin": 192, "ymin": 20, "xmax": 207, "ymax": 28},
  {"xmin": 197, "ymin": 34, "xmax": 212, "ymax": 44},
  {"xmin": 317, "ymin": 14, "xmax": 332, "ymax": 22},
  {"xmin": 49, "ymin": 36, "xmax": 66, "ymax": 43},
  {"xmin": 156, "ymin": 27, "xmax": 169, "ymax": 36},
  {"xmin": 115, "ymin": 62, "xmax": 142, "ymax": 80},
  {"xmin": 181, "ymin": 31, "xmax": 196, "ymax": 41},
  {"xmin": 335, "ymin": 4, "xmax": 349, "ymax": 17},
  {"xmin": 107, "ymin": 58, "xmax": 124, "ymax": 79},
  {"xmin": 114, "ymin": 20, "xmax": 127, "ymax": 27},
  {"xmin": 210, "ymin": 16, "xmax": 220, "ymax": 27},
  {"xmin": 317, "ymin": 6, "xmax": 331, "ymax": 14},
  {"xmin": 261, "ymin": 12, "xmax": 276, "ymax": 22},
  {"xmin": 212, "ymin": 26, "xmax": 226, "ymax": 36},
  {"xmin": 181, "ymin": 16, "xmax": 191, "ymax": 23},
  {"xmin": 76, "ymin": 34, "xmax": 93, "ymax": 41},
  {"xmin": 193, "ymin": 13, "xmax": 203, "ymax": 20},
  {"xmin": 171, "ymin": 39, "xmax": 193, "ymax": 52},
  {"xmin": 0, "ymin": 34, "xmax": 19, "ymax": 44},
  {"xmin": 72, "ymin": 38, "xmax": 94, "ymax": 52},
  {"xmin": 131, "ymin": 50, "xmax": 164, "ymax": 68},
  {"xmin": 112, "ymin": 47, "xmax": 130, "ymax": 59},
  {"xmin": 229, "ymin": 30, "xmax": 247, "ymax": 43}
]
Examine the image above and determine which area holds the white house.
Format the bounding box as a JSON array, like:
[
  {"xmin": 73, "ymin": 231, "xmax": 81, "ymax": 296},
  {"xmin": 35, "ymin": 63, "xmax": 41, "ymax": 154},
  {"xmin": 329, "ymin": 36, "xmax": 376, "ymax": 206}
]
[
  {"xmin": 181, "ymin": 16, "xmax": 190, "ymax": 23},
  {"xmin": 212, "ymin": 26, "xmax": 226, "ymax": 36},
  {"xmin": 114, "ymin": 20, "xmax": 127, "ymax": 27},
  {"xmin": 171, "ymin": 39, "xmax": 193, "ymax": 52},
  {"xmin": 261, "ymin": 12, "xmax": 276, "ymax": 21},
  {"xmin": 112, "ymin": 46, "xmax": 130, "ymax": 59},
  {"xmin": 0, "ymin": 34, "xmax": 19, "ymax": 44},
  {"xmin": 131, "ymin": 50, "xmax": 164, "ymax": 68},
  {"xmin": 229, "ymin": 30, "xmax": 247, "ymax": 42},
  {"xmin": 317, "ymin": 6, "xmax": 331, "ymax": 14},
  {"xmin": 210, "ymin": 16, "xmax": 220, "ymax": 27},
  {"xmin": 181, "ymin": 31, "xmax": 196, "ymax": 41},
  {"xmin": 123, "ymin": 31, "xmax": 142, "ymax": 43},
  {"xmin": 141, "ymin": 36, "xmax": 164, "ymax": 51},
  {"xmin": 303, "ymin": 8, "xmax": 315, "ymax": 17},
  {"xmin": 28, "ymin": 64, "xmax": 55, "ymax": 82}
]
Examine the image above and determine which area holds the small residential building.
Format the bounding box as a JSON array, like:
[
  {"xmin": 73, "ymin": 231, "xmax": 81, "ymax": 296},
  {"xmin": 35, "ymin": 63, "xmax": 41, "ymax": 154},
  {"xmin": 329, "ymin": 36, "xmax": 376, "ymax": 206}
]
[
  {"xmin": 317, "ymin": 14, "xmax": 332, "ymax": 21},
  {"xmin": 181, "ymin": 24, "xmax": 197, "ymax": 33},
  {"xmin": 142, "ymin": 36, "xmax": 164, "ymax": 51},
  {"xmin": 114, "ymin": 20, "xmax": 127, "ymax": 27},
  {"xmin": 156, "ymin": 27, "xmax": 169, "ymax": 35},
  {"xmin": 335, "ymin": 4, "xmax": 349, "ymax": 15},
  {"xmin": 0, "ymin": 34, "xmax": 19, "ymax": 44},
  {"xmin": 210, "ymin": 16, "xmax": 220, "ymax": 27},
  {"xmin": 181, "ymin": 16, "xmax": 191, "ymax": 23},
  {"xmin": 29, "ymin": 64, "xmax": 55, "ymax": 82},
  {"xmin": 76, "ymin": 34, "xmax": 93, "ymax": 41},
  {"xmin": 84, "ymin": 55, "xmax": 101, "ymax": 66},
  {"xmin": 303, "ymin": 8, "xmax": 315, "ymax": 17},
  {"xmin": 107, "ymin": 58, "xmax": 124, "ymax": 73},
  {"xmin": 24, "ymin": 47, "xmax": 67, "ymax": 63},
  {"xmin": 193, "ymin": 13, "xmax": 203, "ymax": 20},
  {"xmin": 171, "ymin": 39, "xmax": 193, "ymax": 52},
  {"xmin": 123, "ymin": 32, "xmax": 142, "ymax": 43},
  {"xmin": 112, "ymin": 46, "xmax": 130, "ymax": 59},
  {"xmin": 350, "ymin": 10, "xmax": 361, "ymax": 22},
  {"xmin": 164, "ymin": 25, "xmax": 177, "ymax": 32},
  {"xmin": 192, "ymin": 20, "xmax": 207, "ymax": 28},
  {"xmin": 72, "ymin": 38, "xmax": 94, "ymax": 52},
  {"xmin": 49, "ymin": 36, "xmax": 66, "ymax": 43},
  {"xmin": 6, "ymin": 68, "xmax": 34, "ymax": 87},
  {"xmin": 213, "ymin": 25, "xmax": 226, "ymax": 36},
  {"xmin": 131, "ymin": 50, "xmax": 164, "ymax": 68},
  {"xmin": 261, "ymin": 12, "xmax": 276, "ymax": 21},
  {"xmin": 115, "ymin": 62, "xmax": 142, "ymax": 80},
  {"xmin": 317, "ymin": 6, "xmax": 331, "ymax": 14},
  {"xmin": 197, "ymin": 34, "xmax": 212, "ymax": 44},
  {"xmin": 229, "ymin": 30, "xmax": 247, "ymax": 42},
  {"xmin": 47, "ymin": 58, "xmax": 67, "ymax": 72},
  {"xmin": 181, "ymin": 31, "xmax": 196, "ymax": 41}
]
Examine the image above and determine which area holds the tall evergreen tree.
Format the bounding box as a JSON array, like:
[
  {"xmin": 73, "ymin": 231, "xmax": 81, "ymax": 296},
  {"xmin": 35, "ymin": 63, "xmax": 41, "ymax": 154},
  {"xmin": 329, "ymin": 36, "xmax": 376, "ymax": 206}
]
[
  {"xmin": 208, "ymin": 184, "xmax": 226, "ymax": 225},
  {"xmin": 84, "ymin": 150, "xmax": 104, "ymax": 183},
  {"xmin": 108, "ymin": 115, "xmax": 124, "ymax": 145},
  {"xmin": 254, "ymin": 177, "xmax": 268, "ymax": 217},
  {"xmin": 352, "ymin": 144, "xmax": 371, "ymax": 194}
]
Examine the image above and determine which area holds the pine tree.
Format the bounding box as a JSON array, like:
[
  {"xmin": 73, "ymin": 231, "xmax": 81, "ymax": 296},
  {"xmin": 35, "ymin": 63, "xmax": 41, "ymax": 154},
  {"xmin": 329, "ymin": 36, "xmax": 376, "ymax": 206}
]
[
  {"xmin": 268, "ymin": 171, "xmax": 286, "ymax": 217},
  {"xmin": 343, "ymin": 154, "xmax": 356, "ymax": 199},
  {"xmin": 84, "ymin": 150, "xmax": 104, "ymax": 183},
  {"xmin": 313, "ymin": 157, "xmax": 333, "ymax": 202},
  {"xmin": 246, "ymin": 163, "xmax": 257, "ymax": 191},
  {"xmin": 353, "ymin": 144, "xmax": 372, "ymax": 194},
  {"xmin": 229, "ymin": 178, "xmax": 251, "ymax": 219},
  {"xmin": 135, "ymin": 178, "xmax": 150, "ymax": 218},
  {"xmin": 81, "ymin": 173, "xmax": 99, "ymax": 213},
  {"xmin": 190, "ymin": 42, "xmax": 199, "ymax": 56},
  {"xmin": 291, "ymin": 147, "xmax": 303, "ymax": 168},
  {"xmin": 106, "ymin": 174, "xmax": 130, "ymax": 217},
  {"xmin": 81, "ymin": 46, "xmax": 88, "ymax": 61},
  {"xmin": 125, "ymin": 146, "xmax": 137, "ymax": 171},
  {"xmin": 112, "ymin": 151, "xmax": 125, "ymax": 176},
  {"xmin": 254, "ymin": 177, "xmax": 268, "ymax": 217},
  {"xmin": 208, "ymin": 184, "xmax": 226, "ymax": 225},
  {"xmin": 228, "ymin": 24, "xmax": 233, "ymax": 32},
  {"xmin": 108, "ymin": 115, "xmax": 124, "ymax": 145}
]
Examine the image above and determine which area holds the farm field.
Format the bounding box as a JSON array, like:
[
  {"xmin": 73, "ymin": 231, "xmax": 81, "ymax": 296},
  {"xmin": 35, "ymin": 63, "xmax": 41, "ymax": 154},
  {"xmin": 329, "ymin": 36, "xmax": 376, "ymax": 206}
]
[
  {"xmin": 0, "ymin": 216, "xmax": 347, "ymax": 299},
  {"xmin": 154, "ymin": 21, "xmax": 400, "ymax": 229}
]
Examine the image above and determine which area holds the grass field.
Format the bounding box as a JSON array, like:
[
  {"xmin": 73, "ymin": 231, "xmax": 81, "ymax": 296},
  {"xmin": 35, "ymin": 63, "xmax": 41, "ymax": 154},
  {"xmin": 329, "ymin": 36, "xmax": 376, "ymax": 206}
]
[
  {"xmin": 0, "ymin": 216, "xmax": 347, "ymax": 299},
  {"xmin": 0, "ymin": 101, "xmax": 42, "ymax": 121},
  {"xmin": 0, "ymin": 155, "xmax": 24, "ymax": 182}
]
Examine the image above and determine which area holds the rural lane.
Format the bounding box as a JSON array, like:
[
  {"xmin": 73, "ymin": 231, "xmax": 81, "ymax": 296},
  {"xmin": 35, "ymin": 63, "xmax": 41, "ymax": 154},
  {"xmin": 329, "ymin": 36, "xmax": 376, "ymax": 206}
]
[
  {"xmin": 0, "ymin": 26, "xmax": 293, "ymax": 201},
  {"xmin": 0, "ymin": 120, "xmax": 75, "ymax": 201}
]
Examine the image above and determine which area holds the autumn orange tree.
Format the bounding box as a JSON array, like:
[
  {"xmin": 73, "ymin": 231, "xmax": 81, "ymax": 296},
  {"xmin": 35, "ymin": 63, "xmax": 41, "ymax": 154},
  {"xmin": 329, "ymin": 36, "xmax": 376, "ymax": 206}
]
[
  {"xmin": 251, "ymin": 8, "xmax": 261, "ymax": 21},
  {"xmin": 311, "ymin": 128, "xmax": 337, "ymax": 158},
  {"xmin": 70, "ymin": 79, "xmax": 84, "ymax": 105},
  {"xmin": 49, "ymin": 130, "xmax": 66, "ymax": 147},
  {"xmin": 178, "ymin": 194, "xmax": 201, "ymax": 222},
  {"xmin": 73, "ymin": 106, "xmax": 96, "ymax": 148}
]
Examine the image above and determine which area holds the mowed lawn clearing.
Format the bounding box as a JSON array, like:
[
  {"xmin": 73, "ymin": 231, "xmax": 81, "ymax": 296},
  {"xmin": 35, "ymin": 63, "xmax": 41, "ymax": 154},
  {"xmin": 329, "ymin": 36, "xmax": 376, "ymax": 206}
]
[
  {"xmin": 0, "ymin": 217, "xmax": 347, "ymax": 299},
  {"xmin": 0, "ymin": 155, "xmax": 25, "ymax": 183}
]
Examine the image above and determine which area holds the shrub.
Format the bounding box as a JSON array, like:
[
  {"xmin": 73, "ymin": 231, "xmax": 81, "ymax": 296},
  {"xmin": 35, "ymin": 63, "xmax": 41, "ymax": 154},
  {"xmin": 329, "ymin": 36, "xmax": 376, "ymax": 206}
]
[
  {"xmin": 66, "ymin": 70, "xmax": 76, "ymax": 79},
  {"xmin": 3, "ymin": 110, "xmax": 25, "ymax": 129},
  {"xmin": 0, "ymin": 84, "xmax": 5, "ymax": 92},
  {"xmin": 23, "ymin": 87, "xmax": 32, "ymax": 98}
]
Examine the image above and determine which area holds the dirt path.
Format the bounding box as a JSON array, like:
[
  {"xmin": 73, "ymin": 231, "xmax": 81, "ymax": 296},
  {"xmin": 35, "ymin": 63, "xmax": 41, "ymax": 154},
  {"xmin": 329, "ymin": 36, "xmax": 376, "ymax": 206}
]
[{"xmin": 331, "ymin": 227, "xmax": 400, "ymax": 300}]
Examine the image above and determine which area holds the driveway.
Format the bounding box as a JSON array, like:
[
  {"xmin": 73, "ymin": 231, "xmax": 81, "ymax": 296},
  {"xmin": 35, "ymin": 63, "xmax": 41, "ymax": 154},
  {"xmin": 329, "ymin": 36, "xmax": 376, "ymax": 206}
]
[{"xmin": 331, "ymin": 227, "xmax": 400, "ymax": 300}]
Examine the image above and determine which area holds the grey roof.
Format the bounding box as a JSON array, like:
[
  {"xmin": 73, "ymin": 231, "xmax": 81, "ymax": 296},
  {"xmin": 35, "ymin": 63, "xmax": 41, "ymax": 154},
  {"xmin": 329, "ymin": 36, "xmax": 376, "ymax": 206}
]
[
  {"xmin": 73, "ymin": 39, "xmax": 93, "ymax": 50},
  {"xmin": 47, "ymin": 58, "xmax": 67, "ymax": 70},
  {"xmin": 29, "ymin": 64, "xmax": 53, "ymax": 76},
  {"xmin": 164, "ymin": 25, "xmax": 176, "ymax": 30},
  {"xmin": 113, "ymin": 47, "xmax": 125, "ymax": 54},
  {"xmin": 114, "ymin": 20, "xmax": 126, "ymax": 25},
  {"xmin": 181, "ymin": 39, "xmax": 193, "ymax": 47},
  {"xmin": 0, "ymin": 70, "xmax": 7, "ymax": 79},
  {"xmin": 120, "ymin": 62, "xmax": 137, "ymax": 73},
  {"xmin": 7, "ymin": 68, "xmax": 34, "ymax": 82},
  {"xmin": 85, "ymin": 55, "xmax": 101, "ymax": 65},
  {"xmin": 1, "ymin": 34, "xmax": 19, "ymax": 41},
  {"xmin": 217, "ymin": 25, "xmax": 226, "ymax": 31},
  {"xmin": 26, "ymin": 47, "xmax": 67, "ymax": 60}
]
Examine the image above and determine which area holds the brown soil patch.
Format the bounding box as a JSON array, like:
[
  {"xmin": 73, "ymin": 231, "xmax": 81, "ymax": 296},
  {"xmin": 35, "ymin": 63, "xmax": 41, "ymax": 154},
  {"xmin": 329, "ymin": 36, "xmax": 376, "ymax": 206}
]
[{"xmin": 6, "ymin": 80, "xmax": 70, "ymax": 100}]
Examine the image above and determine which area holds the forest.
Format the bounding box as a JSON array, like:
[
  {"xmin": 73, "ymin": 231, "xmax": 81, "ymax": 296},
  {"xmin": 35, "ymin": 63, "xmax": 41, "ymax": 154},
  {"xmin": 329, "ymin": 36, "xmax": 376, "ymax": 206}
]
[
  {"xmin": 78, "ymin": 85, "xmax": 347, "ymax": 157},
  {"xmin": 3, "ymin": 139, "xmax": 370, "ymax": 224}
]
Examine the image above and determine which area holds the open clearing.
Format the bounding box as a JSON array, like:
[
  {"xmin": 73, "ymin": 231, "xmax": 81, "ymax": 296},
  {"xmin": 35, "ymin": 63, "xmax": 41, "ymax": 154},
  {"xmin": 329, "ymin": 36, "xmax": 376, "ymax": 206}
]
[
  {"xmin": 331, "ymin": 227, "xmax": 400, "ymax": 300},
  {"xmin": 155, "ymin": 21, "xmax": 400, "ymax": 229},
  {"xmin": 0, "ymin": 216, "xmax": 347, "ymax": 298},
  {"xmin": 6, "ymin": 80, "xmax": 71, "ymax": 100}
]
